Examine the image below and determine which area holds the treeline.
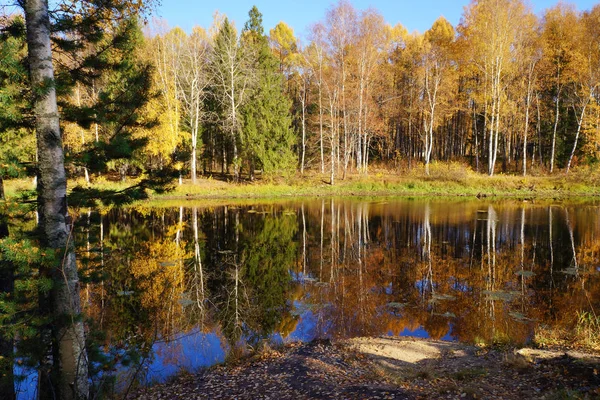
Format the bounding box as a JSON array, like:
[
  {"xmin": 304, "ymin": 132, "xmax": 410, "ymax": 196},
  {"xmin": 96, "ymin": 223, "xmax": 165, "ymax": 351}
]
[
  {"xmin": 2, "ymin": 0, "xmax": 600, "ymax": 186},
  {"xmin": 137, "ymin": 0, "xmax": 600, "ymax": 181}
]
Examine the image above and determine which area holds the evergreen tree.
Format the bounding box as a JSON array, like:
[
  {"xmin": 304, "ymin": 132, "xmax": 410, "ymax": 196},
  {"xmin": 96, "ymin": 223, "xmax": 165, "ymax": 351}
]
[
  {"xmin": 241, "ymin": 6, "xmax": 296, "ymax": 178},
  {"xmin": 0, "ymin": 17, "xmax": 34, "ymax": 199}
]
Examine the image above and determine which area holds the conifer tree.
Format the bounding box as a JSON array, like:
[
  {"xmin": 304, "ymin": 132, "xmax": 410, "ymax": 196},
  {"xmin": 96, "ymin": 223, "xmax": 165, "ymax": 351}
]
[{"xmin": 241, "ymin": 6, "xmax": 296, "ymax": 178}]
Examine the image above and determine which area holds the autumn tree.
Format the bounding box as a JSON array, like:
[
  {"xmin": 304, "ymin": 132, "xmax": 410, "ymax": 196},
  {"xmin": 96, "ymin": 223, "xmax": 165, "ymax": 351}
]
[
  {"xmin": 354, "ymin": 8, "xmax": 387, "ymax": 173},
  {"xmin": 269, "ymin": 21, "xmax": 296, "ymax": 79},
  {"xmin": 512, "ymin": 12, "xmax": 541, "ymax": 175},
  {"xmin": 421, "ymin": 17, "xmax": 456, "ymax": 175},
  {"xmin": 539, "ymin": 4, "xmax": 578, "ymax": 172},
  {"xmin": 325, "ymin": 0, "xmax": 357, "ymax": 179},
  {"xmin": 208, "ymin": 17, "xmax": 252, "ymax": 180},
  {"xmin": 306, "ymin": 22, "xmax": 329, "ymax": 174},
  {"xmin": 142, "ymin": 24, "xmax": 185, "ymax": 180},
  {"xmin": 459, "ymin": 0, "xmax": 533, "ymax": 176},
  {"xmin": 565, "ymin": 7, "xmax": 600, "ymax": 173},
  {"xmin": 176, "ymin": 27, "xmax": 210, "ymax": 183}
]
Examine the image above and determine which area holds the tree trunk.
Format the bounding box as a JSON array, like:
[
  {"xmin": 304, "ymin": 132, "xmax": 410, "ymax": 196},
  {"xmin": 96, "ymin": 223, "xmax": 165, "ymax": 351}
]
[
  {"xmin": 0, "ymin": 213, "xmax": 14, "ymax": 400},
  {"xmin": 191, "ymin": 133, "xmax": 197, "ymax": 184},
  {"xmin": 300, "ymin": 88, "xmax": 306, "ymax": 174},
  {"xmin": 550, "ymin": 85, "xmax": 560, "ymax": 173},
  {"xmin": 23, "ymin": 1, "xmax": 89, "ymax": 398},
  {"xmin": 566, "ymin": 102, "xmax": 588, "ymax": 174},
  {"xmin": 319, "ymin": 81, "xmax": 324, "ymax": 174}
]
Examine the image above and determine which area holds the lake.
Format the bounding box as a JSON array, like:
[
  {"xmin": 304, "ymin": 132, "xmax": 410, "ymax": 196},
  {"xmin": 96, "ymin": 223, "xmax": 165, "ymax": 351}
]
[{"xmin": 15, "ymin": 197, "xmax": 600, "ymax": 397}]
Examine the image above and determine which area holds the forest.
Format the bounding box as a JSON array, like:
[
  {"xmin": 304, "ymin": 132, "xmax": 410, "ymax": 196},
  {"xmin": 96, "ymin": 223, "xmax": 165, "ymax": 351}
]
[
  {"xmin": 2, "ymin": 0, "xmax": 600, "ymax": 190},
  {"xmin": 0, "ymin": 0, "xmax": 600, "ymax": 399}
]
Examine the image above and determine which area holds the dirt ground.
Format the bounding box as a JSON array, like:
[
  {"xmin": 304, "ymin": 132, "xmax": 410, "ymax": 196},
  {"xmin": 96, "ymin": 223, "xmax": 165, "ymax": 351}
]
[{"xmin": 129, "ymin": 337, "xmax": 600, "ymax": 399}]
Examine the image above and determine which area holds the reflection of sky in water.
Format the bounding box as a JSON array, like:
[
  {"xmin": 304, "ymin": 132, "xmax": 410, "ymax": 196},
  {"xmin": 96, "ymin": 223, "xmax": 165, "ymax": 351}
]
[
  {"xmin": 140, "ymin": 330, "xmax": 226, "ymax": 385},
  {"xmin": 15, "ymin": 363, "xmax": 37, "ymax": 400},
  {"xmin": 139, "ymin": 299, "xmax": 325, "ymax": 385},
  {"xmin": 289, "ymin": 302, "xmax": 318, "ymax": 342},
  {"xmin": 17, "ymin": 331, "xmax": 228, "ymax": 399},
  {"xmin": 415, "ymin": 279, "xmax": 433, "ymax": 291},
  {"xmin": 391, "ymin": 324, "xmax": 454, "ymax": 342}
]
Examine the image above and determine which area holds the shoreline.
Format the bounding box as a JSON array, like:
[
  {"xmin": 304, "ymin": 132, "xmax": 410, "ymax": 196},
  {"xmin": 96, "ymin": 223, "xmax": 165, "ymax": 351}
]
[
  {"xmin": 129, "ymin": 336, "xmax": 600, "ymax": 399},
  {"xmin": 4, "ymin": 166, "xmax": 600, "ymax": 203}
]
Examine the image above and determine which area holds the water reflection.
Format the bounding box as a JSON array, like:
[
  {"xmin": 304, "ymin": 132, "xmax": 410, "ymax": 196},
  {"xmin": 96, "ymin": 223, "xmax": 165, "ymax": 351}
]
[{"xmin": 75, "ymin": 199, "xmax": 600, "ymax": 389}]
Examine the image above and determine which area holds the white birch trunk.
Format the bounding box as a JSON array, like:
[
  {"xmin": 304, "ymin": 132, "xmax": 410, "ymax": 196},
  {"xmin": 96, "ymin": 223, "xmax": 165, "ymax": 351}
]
[{"xmin": 23, "ymin": 0, "xmax": 89, "ymax": 398}]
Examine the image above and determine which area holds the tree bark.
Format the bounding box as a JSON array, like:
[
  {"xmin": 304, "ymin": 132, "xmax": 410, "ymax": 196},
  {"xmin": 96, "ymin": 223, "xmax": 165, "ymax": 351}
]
[
  {"xmin": 550, "ymin": 79, "xmax": 561, "ymax": 173},
  {"xmin": 0, "ymin": 212, "xmax": 14, "ymax": 400},
  {"xmin": 566, "ymin": 101, "xmax": 588, "ymax": 174},
  {"xmin": 23, "ymin": 1, "xmax": 89, "ymax": 398}
]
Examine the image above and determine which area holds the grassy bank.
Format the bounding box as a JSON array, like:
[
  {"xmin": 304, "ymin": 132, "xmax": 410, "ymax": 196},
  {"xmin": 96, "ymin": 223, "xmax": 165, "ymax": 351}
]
[{"xmin": 4, "ymin": 162, "xmax": 600, "ymax": 201}]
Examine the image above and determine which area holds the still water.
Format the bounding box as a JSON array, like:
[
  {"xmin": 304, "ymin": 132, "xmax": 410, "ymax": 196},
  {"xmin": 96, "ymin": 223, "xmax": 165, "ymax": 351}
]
[{"xmin": 19, "ymin": 198, "xmax": 600, "ymax": 396}]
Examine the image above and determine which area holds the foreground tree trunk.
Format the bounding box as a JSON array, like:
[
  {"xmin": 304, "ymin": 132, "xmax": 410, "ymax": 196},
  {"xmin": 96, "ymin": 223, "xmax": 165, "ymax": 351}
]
[
  {"xmin": 0, "ymin": 214, "xmax": 15, "ymax": 400},
  {"xmin": 22, "ymin": 0, "xmax": 89, "ymax": 398}
]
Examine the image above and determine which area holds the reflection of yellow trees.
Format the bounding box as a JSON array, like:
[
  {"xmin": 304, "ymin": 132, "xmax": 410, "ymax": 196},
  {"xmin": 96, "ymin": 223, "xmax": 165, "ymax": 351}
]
[
  {"xmin": 130, "ymin": 239, "xmax": 187, "ymax": 337},
  {"xmin": 80, "ymin": 200, "xmax": 600, "ymax": 355},
  {"xmin": 299, "ymin": 200, "xmax": 600, "ymax": 346}
]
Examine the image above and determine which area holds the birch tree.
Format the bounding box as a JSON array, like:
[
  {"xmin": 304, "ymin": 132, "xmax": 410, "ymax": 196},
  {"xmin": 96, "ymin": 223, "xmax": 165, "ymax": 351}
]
[
  {"xmin": 326, "ymin": 0, "xmax": 357, "ymax": 179},
  {"xmin": 306, "ymin": 23, "xmax": 328, "ymax": 173},
  {"xmin": 176, "ymin": 27, "xmax": 209, "ymax": 183},
  {"xmin": 20, "ymin": 0, "xmax": 88, "ymax": 397},
  {"xmin": 566, "ymin": 8, "xmax": 600, "ymax": 173},
  {"xmin": 540, "ymin": 4, "xmax": 578, "ymax": 173},
  {"xmin": 460, "ymin": 0, "xmax": 531, "ymax": 176},
  {"xmin": 421, "ymin": 17, "xmax": 455, "ymax": 175},
  {"xmin": 208, "ymin": 18, "xmax": 252, "ymax": 180},
  {"xmin": 354, "ymin": 9, "xmax": 387, "ymax": 173}
]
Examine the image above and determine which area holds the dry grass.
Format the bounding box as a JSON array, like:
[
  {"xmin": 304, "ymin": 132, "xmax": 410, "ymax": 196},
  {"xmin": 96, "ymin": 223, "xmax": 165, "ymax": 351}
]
[
  {"xmin": 534, "ymin": 310, "xmax": 600, "ymax": 352},
  {"xmin": 503, "ymin": 351, "xmax": 532, "ymax": 372},
  {"xmin": 3, "ymin": 162, "xmax": 599, "ymax": 201}
]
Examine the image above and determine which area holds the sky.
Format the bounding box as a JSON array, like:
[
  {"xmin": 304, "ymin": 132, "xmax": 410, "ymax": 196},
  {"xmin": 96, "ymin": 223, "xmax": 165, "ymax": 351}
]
[{"xmin": 154, "ymin": 0, "xmax": 599, "ymax": 41}]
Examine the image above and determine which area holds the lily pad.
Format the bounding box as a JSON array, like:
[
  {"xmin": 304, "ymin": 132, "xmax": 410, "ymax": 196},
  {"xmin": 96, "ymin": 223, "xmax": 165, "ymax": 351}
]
[
  {"xmin": 483, "ymin": 290, "xmax": 518, "ymax": 301},
  {"xmin": 435, "ymin": 312, "xmax": 456, "ymax": 318},
  {"xmin": 509, "ymin": 311, "xmax": 532, "ymax": 322},
  {"xmin": 515, "ymin": 270, "xmax": 536, "ymax": 277},
  {"xmin": 430, "ymin": 293, "xmax": 456, "ymax": 302},
  {"xmin": 561, "ymin": 267, "xmax": 579, "ymax": 276}
]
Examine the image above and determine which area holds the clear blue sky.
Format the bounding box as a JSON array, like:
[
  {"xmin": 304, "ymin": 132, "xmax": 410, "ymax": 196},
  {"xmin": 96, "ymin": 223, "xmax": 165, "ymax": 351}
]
[{"xmin": 154, "ymin": 0, "xmax": 599, "ymax": 40}]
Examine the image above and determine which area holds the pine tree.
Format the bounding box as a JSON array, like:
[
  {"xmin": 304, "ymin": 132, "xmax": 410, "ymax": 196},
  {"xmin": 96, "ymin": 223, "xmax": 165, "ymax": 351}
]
[
  {"xmin": 241, "ymin": 7, "xmax": 296, "ymax": 178},
  {"xmin": 0, "ymin": 16, "xmax": 34, "ymax": 200}
]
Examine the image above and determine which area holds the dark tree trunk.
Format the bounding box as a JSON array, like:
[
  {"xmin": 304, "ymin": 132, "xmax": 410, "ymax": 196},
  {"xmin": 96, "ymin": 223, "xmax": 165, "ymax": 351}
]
[{"xmin": 0, "ymin": 212, "xmax": 15, "ymax": 400}]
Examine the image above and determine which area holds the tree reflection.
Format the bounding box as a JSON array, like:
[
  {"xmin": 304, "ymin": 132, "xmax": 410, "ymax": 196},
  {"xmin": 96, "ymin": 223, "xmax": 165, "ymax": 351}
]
[{"xmin": 71, "ymin": 199, "xmax": 600, "ymax": 391}]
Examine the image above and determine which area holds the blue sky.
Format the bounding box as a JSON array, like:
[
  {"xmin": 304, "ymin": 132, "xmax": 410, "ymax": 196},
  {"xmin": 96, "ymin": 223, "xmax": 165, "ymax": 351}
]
[{"xmin": 154, "ymin": 0, "xmax": 599, "ymax": 40}]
